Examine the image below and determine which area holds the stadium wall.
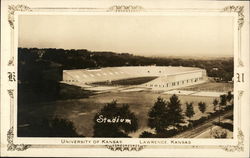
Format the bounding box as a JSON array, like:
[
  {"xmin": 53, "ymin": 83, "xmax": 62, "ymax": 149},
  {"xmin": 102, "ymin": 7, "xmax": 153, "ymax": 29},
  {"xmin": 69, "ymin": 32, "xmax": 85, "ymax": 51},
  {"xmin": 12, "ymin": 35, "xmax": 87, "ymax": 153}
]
[{"xmin": 62, "ymin": 66, "xmax": 207, "ymax": 90}]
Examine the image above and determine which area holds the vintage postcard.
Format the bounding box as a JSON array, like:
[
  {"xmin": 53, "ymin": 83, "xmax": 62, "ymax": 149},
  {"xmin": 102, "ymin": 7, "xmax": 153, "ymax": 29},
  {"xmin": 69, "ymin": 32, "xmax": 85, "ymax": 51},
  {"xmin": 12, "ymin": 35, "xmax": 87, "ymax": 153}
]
[{"xmin": 0, "ymin": 0, "xmax": 249, "ymax": 157}]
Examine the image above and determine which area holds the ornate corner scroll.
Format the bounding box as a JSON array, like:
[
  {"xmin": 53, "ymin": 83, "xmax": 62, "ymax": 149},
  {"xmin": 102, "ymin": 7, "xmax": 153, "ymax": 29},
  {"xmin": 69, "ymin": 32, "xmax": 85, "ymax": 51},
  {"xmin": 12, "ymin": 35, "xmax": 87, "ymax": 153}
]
[
  {"xmin": 223, "ymin": 6, "xmax": 244, "ymax": 30},
  {"xmin": 7, "ymin": 127, "xmax": 31, "ymax": 151},
  {"xmin": 237, "ymin": 60, "xmax": 244, "ymax": 67},
  {"xmin": 106, "ymin": 144, "xmax": 145, "ymax": 151},
  {"xmin": 237, "ymin": 90, "xmax": 244, "ymax": 100},
  {"xmin": 223, "ymin": 6, "xmax": 245, "ymax": 67},
  {"xmin": 108, "ymin": 5, "xmax": 144, "ymax": 12},
  {"xmin": 8, "ymin": 57, "xmax": 14, "ymax": 66},
  {"xmin": 8, "ymin": 4, "xmax": 31, "ymax": 29},
  {"xmin": 220, "ymin": 129, "xmax": 244, "ymax": 152},
  {"xmin": 7, "ymin": 89, "xmax": 14, "ymax": 99}
]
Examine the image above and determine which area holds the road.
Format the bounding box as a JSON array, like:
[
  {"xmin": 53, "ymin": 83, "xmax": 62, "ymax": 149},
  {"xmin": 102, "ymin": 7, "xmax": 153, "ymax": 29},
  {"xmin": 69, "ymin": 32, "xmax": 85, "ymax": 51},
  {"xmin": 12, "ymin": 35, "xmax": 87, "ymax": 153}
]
[{"xmin": 173, "ymin": 110, "xmax": 233, "ymax": 138}]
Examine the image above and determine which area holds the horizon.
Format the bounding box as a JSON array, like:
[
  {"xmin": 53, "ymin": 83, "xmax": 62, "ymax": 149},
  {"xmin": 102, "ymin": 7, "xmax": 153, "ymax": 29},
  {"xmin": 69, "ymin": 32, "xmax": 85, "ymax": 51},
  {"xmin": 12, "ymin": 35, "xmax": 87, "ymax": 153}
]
[{"xmin": 18, "ymin": 47, "xmax": 233, "ymax": 59}]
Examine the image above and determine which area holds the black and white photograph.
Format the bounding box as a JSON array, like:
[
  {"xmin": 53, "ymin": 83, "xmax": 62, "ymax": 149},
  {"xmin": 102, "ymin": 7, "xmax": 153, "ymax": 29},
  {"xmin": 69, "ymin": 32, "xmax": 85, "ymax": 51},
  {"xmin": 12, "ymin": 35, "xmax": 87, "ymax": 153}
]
[
  {"xmin": 1, "ymin": 0, "xmax": 249, "ymax": 157},
  {"xmin": 18, "ymin": 14, "xmax": 234, "ymax": 139}
]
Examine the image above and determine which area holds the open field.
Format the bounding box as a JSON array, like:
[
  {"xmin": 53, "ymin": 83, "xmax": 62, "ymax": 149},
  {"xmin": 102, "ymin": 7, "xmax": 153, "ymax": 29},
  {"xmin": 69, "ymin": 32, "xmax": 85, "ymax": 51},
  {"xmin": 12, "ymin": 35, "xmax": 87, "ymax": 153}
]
[
  {"xmin": 91, "ymin": 76, "xmax": 158, "ymax": 86},
  {"xmin": 18, "ymin": 91, "xmax": 221, "ymax": 137},
  {"xmin": 177, "ymin": 82, "xmax": 233, "ymax": 92}
]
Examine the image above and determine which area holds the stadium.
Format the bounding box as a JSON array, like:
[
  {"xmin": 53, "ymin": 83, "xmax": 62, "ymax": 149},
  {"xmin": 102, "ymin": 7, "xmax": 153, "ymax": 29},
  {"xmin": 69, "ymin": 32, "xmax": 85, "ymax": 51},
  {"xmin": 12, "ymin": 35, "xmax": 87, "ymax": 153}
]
[{"xmin": 62, "ymin": 66, "xmax": 207, "ymax": 90}]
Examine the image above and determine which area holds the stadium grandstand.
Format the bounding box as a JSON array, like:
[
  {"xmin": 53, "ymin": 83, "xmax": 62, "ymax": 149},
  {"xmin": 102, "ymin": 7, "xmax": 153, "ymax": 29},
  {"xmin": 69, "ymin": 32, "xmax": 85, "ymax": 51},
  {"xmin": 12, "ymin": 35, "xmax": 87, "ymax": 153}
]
[{"xmin": 62, "ymin": 66, "xmax": 207, "ymax": 90}]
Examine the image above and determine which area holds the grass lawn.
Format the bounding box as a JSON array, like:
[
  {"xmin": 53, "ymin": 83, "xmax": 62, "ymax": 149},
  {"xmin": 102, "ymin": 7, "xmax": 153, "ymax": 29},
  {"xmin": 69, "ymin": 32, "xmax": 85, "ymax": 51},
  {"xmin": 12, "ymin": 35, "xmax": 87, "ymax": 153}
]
[
  {"xmin": 91, "ymin": 76, "xmax": 158, "ymax": 86},
  {"xmin": 178, "ymin": 82, "xmax": 233, "ymax": 92},
  {"xmin": 18, "ymin": 91, "xmax": 219, "ymax": 137}
]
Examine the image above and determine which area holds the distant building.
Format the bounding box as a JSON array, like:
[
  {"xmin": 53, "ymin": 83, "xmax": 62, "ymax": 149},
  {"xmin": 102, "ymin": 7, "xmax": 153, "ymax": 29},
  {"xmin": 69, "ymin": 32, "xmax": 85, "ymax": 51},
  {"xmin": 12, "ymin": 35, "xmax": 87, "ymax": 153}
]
[{"xmin": 62, "ymin": 66, "xmax": 207, "ymax": 90}]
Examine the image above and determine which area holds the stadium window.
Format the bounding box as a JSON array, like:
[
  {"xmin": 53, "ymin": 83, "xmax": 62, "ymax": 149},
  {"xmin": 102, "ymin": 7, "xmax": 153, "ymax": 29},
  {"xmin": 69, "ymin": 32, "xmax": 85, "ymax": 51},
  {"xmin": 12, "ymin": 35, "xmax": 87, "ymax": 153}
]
[
  {"xmin": 148, "ymin": 71, "xmax": 150, "ymax": 73},
  {"xmin": 187, "ymin": 80, "xmax": 189, "ymax": 83},
  {"xmin": 166, "ymin": 83, "xmax": 168, "ymax": 87},
  {"xmin": 177, "ymin": 81, "xmax": 179, "ymax": 85},
  {"xmin": 159, "ymin": 71, "xmax": 161, "ymax": 73},
  {"xmin": 154, "ymin": 85, "xmax": 158, "ymax": 87},
  {"xmin": 182, "ymin": 81, "xmax": 184, "ymax": 84}
]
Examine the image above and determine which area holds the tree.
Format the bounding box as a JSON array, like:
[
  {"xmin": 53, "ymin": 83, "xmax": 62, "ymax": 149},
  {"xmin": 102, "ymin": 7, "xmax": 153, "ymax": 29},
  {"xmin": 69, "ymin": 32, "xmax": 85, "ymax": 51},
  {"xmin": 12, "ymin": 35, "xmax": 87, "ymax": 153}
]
[
  {"xmin": 198, "ymin": 102, "xmax": 206, "ymax": 114},
  {"xmin": 213, "ymin": 99, "xmax": 219, "ymax": 112},
  {"xmin": 218, "ymin": 94, "xmax": 227, "ymax": 123},
  {"xmin": 185, "ymin": 102, "xmax": 195, "ymax": 119},
  {"xmin": 165, "ymin": 94, "xmax": 185, "ymax": 129},
  {"xmin": 226, "ymin": 91, "xmax": 233, "ymax": 105},
  {"xmin": 148, "ymin": 97, "xmax": 168, "ymax": 133},
  {"xmin": 220, "ymin": 94, "xmax": 227, "ymax": 108},
  {"xmin": 139, "ymin": 131, "xmax": 155, "ymax": 138},
  {"xmin": 148, "ymin": 95, "xmax": 184, "ymax": 136},
  {"xmin": 93, "ymin": 100, "xmax": 138, "ymax": 137}
]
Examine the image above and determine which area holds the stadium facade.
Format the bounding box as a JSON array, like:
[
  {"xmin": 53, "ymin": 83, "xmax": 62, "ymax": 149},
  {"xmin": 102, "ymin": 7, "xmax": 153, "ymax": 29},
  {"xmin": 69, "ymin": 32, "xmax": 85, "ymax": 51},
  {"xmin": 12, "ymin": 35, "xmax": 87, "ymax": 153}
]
[{"xmin": 62, "ymin": 66, "xmax": 207, "ymax": 90}]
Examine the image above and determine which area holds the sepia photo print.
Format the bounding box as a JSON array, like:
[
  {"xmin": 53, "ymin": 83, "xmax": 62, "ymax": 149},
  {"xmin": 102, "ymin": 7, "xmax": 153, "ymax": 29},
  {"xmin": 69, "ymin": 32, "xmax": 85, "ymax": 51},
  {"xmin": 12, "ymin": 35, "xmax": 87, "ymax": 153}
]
[
  {"xmin": 1, "ymin": 0, "xmax": 249, "ymax": 157},
  {"xmin": 18, "ymin": 14, "xmax": 234, "ymax": 139}
]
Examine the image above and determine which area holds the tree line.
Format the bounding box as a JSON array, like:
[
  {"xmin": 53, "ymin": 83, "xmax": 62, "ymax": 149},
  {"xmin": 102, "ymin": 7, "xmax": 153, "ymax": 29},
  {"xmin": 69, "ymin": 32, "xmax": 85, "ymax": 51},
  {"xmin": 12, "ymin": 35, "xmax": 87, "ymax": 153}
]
[
  {"xmin": 18, "ymin": 47, "xmax": 233, "ymax": 104},
  {"xmin": 92, "ymin": 92, "xmax": 234, "ymax": 138},
  {"xmin": 18, "ymin": 48, "xmax": 233, "ymax": 82}
]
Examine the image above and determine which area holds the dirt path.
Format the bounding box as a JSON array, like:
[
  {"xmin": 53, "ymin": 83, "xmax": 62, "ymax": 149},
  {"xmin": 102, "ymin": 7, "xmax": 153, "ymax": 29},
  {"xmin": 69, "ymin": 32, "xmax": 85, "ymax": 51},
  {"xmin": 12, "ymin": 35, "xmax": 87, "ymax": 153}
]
[{"xmin": 173, "ymin": 110, "xmax": 233, "ymax": 138}]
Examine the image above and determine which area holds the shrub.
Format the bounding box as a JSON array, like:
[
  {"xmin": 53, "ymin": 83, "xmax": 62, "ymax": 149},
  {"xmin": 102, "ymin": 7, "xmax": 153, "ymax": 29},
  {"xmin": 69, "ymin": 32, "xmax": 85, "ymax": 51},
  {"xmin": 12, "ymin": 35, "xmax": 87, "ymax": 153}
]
[
  {"xmin": 18, "ymin": 117, "xmax": 81, "ymax": 137},
  {"xmin": 210, "ymin": 129, "xmax": 228, "ymax": 138},
  {"xmin": 139, "ymin": 131, "xmax": 155, "ymax": 138}
]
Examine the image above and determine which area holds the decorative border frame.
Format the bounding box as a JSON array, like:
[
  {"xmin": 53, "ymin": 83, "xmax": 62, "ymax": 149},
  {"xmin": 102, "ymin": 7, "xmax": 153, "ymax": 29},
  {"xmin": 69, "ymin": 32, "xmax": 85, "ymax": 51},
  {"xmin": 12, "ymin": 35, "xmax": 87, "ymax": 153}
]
[{"xmin": 4, "ymin": 4, "xmax": 246, "ymax": 153}]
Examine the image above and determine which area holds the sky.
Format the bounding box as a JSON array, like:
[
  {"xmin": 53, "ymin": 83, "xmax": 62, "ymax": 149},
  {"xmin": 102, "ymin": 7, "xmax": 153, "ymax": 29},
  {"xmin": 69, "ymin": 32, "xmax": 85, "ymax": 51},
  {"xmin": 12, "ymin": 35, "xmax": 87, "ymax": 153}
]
[{"xmin": 18, "ymin": 14, "xmax": 234, "ymax": 57}]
